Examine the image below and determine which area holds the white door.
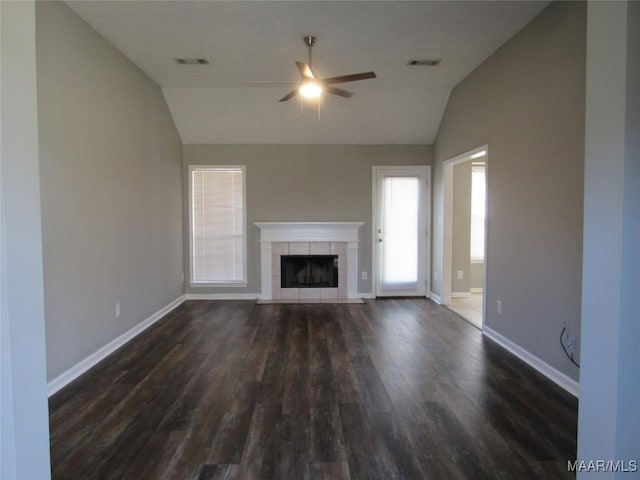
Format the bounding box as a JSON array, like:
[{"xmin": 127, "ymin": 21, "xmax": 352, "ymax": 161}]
[{"xmin": 373, "ymin": 166, "xmax": 429, "ymax": 297}]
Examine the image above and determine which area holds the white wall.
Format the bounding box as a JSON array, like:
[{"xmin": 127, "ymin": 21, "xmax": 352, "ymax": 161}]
[
  {"xmin": 617, "ymin": 0, "xmax": 640, "ymax": 463},
  {"xmin": 578, "ymin": 2, "xmax": 640, "ymax": 475},
  {"xmin": 0, "ymin": 1, "xmax": 52, "ymax": 477}
]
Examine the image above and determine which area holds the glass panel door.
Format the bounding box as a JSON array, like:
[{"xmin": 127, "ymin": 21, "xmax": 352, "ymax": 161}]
[{"xmin": 375, "ymin": 167, "xmax": 428, "ymax": 296}]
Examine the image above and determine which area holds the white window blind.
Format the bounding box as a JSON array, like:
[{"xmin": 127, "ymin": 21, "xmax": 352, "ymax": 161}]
[
  {"xmin": 190, "ymin": 166, "xmax": 246, "ymax": 285},
  {"xmin": 470, "ymin": 165, "xmax": 486, "ymax": 262}
]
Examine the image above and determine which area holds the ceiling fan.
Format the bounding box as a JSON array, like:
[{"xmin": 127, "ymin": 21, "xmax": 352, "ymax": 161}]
[{"xmin": 277, "ymin": 35, "xmax": 376, "ymax": 103}]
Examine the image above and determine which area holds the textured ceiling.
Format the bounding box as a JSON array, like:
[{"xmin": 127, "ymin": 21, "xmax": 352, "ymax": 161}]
[{"xmin": 65, "ymin": 1, "xmax": 549, "ymax": 144}]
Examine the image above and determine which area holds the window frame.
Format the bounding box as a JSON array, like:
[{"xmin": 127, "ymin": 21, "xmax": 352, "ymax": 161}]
[{"xmin": 188, "ymin": 165, "xmax": 247, "ymax": 287}]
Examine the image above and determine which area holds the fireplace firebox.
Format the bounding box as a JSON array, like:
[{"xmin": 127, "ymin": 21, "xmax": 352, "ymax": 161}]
[{"xmin": 281, "ymin": 255, "xmax": 338, "ymax": 288}]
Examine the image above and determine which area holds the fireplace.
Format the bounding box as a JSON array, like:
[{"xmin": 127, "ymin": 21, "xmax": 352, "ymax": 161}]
[
  {"xmin": 254, "ymin": 222, "xmax": 364, "ymax": 300},
  {"xmin": 281, "ymin": 255, "xmax": 338, "ymax": 288}
]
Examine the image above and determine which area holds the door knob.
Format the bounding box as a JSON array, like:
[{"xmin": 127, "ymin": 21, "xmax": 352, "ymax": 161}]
[{"xmin": 378, "ymin": 238, "xmax": 383, "ymax": 243}]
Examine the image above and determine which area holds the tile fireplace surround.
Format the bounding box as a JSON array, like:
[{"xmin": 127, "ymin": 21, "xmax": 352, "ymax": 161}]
[{"xmin": 255, "ymin": 222, "xmax": 364, "ymax": 302}]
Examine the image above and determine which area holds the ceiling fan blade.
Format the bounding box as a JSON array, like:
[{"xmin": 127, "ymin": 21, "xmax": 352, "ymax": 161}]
[
  {"xmin": 325, "ymin": 86, "xmax": 354, "ymax": 98},
  {"xmin": 296, "ymin": 61, "xmax": 315, "ymax": 79},
  {"xmin": 278, "ymin": 89, "xmax": 299, "ymax": 102},
  {"xmin": 321, "ymin": 71, "xmax": 376, "ymax": 85}
]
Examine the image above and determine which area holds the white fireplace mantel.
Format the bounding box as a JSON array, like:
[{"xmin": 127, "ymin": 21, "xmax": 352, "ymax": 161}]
[
  {"xmin": 255, "ymin": 222, "xmax": 364, "ymax": 300},
  {"xmin": 254, "ymin": 222, "xmax": 364, "ymax": 243}
]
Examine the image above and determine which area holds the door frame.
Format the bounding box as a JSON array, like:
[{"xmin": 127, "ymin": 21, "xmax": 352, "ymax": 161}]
[
  {"xmin": 442, "ymin": 145, "xmax": 488, "ymax": 327},
  {"xmin": 371, "ymin": 165, "xmax": 431, "ymax": 298}
]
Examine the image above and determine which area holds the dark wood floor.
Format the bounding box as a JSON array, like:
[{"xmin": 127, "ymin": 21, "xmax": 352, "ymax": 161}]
[{"xmin": 49, "ymin": 299, "xmax": 578, "ymax": 479}]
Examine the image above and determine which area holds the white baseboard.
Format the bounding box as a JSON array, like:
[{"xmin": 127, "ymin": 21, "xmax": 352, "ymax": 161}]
[
  {"xmin": 470, "ymin": 288, "xmax": 484, "ymax": 293},
  {"xmin": 186, "ymin": 292, "xmax": 376, "ymax": 301},
  {"xmin": 358, "ymin": 292, "xmax": 434, "ymax": 300},
  {"xmin": 429, "ymin": 292, "xmax": 442, "ymax": 304},
  {"xmin": 451, "ymin": 292, "xmax": 472, "ymax": 298},
  {"xmin": 483, "ymin": 326, "xmax": 579, "ymax": 398},
  {"xmin": 47, "ymin": 294, "xmax": 186, "ymax": 397},
  {"xmin": 184, "ymin": 293, "xmax": 260, "ymax": 300}
]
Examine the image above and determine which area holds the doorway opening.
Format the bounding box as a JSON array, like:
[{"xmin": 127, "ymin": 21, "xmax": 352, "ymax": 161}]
[{"xmin": 442, "ymin": 147, "xmax": 488, "ymax": 329}]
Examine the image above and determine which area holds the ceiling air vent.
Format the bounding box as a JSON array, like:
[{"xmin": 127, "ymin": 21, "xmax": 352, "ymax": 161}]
[
  {"xmin": 407, "ymin": 59, "xmax": 441, "ymax": 66},
  {"xmin": 175, "ymin": 58, "xmax": 209, "ymax": 65}
]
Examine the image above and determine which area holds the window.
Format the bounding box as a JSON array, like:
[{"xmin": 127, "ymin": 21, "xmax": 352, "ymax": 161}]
[
  {"xmin": 382, "ymin": 176, "xmax": 419, "ymax": 284},
  {"xmin": 189, "ymin": 166, "xmax": 246, "ymax": 286},
  {"xmin": 470, "ymin": 164, "xmax": 486, "ymax": 262}
]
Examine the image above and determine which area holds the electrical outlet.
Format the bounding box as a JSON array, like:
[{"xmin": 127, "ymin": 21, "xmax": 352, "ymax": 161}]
[
  {"xmin": 457, "ymin": 270, "xmax": 464, "ymax": 280},
  {"xmin": 562, "ymin": 316, "xmax": 569, "ymax": 331},
  {"xmin": 115, "ymin": 303, "xmax": 121, "ymax": 318},
  {"xmin": 434, "ymin": 271, "xmax": 438, "ymax": 282},
  {"xmin": 361, "ymin": 271, "xmax": 368, "ymax": 280},
  {"xmin": 497, "ymin": 300, "xmax": 502, "ymax": 316}
]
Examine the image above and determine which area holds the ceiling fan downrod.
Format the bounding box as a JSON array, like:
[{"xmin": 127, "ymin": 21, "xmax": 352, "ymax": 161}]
[{"xmin": 303, "ymin": 35, "xmax": 317, "ymax": 69}]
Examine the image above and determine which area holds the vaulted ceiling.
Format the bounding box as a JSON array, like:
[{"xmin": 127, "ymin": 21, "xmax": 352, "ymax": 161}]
[{"xmin": 66, "ymin": 1, "xmax": 548, "ymax": 145}]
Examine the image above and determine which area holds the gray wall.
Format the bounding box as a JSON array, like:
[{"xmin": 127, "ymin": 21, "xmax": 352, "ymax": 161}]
[
  {"xmin": 1, "ymin": 1, "xmax": 51, "ymax": 477},
  {"xmin": 617, "ymin": 0, "xmax": 640, "ymax": 463},
  {"xmin": 578, "ymin": 1, "xmax": 640, "ymax": 472},
  {"xmin": 470, "ymin": 262, "xmax": 484, "ymax": 290},
  {"xmin": 433, "ymin": 1, "xmax": 585, "ymax": 381},
  {"xmin": 183, "ymin": 145, "xmax": 432, "ymax": 295},
  {"xmin": 37, "ymin": 2, "xmax": 184, "ymax": 381},
  {"xmin": 452, "ymin": 161, "xmax": 471, "ymax": 292}
]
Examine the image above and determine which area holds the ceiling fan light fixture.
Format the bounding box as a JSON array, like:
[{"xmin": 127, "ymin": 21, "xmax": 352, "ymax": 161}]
[
  {"xmin": 276, "ymin": 35, "xmax": 375, "ymax": 103},
  {"xmin": 299, "ymin": 81, "xmax": 322, "ymax": 99}
]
